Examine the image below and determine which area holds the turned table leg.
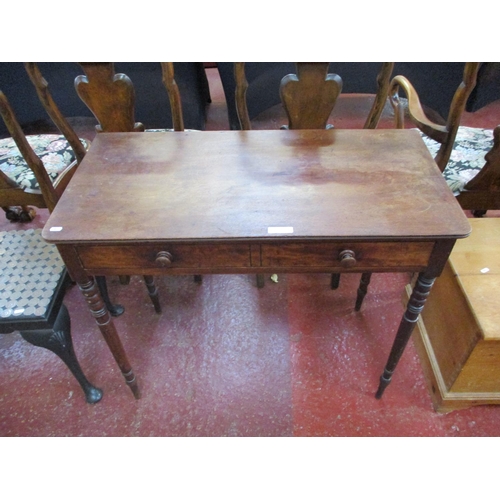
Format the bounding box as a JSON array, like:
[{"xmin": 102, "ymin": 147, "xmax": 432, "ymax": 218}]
[
  {"xmin": 330, "ymin": 273, "xmax": 341, "ymax": 290},
  {"xmin": 143, "ymin": 275, "xmax": 162, "ymax": 314},
  {"xmin": 95, "ymin": 275, "xmax": 125, "ymax": 317},
  {"xmin": 375, "ymin": 273, "xmax": 435, "ymax": 399},
  {"xmin": 78, "ymin": 276, "xmax": 140, "ymax": 399},
  {"xmin": 355, "ymin": 272, "xmax": 372, "ymax": 311}
]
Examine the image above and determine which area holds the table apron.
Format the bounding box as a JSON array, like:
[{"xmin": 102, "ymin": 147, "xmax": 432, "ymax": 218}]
[{"xmin": 74, "ymin": 240, "xmax": 436, "ymax": 275}]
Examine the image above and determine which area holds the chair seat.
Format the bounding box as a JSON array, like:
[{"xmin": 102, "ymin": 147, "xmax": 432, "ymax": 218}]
[
  {"xmin": 0, "ymin": 134, "xmax": 90, "ymax": 192},
  {"xmin": 0, "ymin": 228, "xmax": 65, "ymax": 324},
  {"xmin": 0, "ymin": 227, "xmax": 103, "ymax": 403},
  {"xmin": 419, "ymin": 126, "xmax": 494, "ymax": 195}
]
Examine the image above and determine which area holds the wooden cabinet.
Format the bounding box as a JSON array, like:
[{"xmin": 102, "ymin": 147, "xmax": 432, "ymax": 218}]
[{"xmin": 410, "ymin": 218, "xmax": 500, "ymax": 412}]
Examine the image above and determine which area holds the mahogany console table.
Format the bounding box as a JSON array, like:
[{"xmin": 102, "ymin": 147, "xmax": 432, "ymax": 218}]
[{"xmin": 42, "ymin": 129, "xmax": 471, "ymax": 400}]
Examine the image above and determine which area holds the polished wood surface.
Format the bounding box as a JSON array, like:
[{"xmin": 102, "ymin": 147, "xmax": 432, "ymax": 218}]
[
  {"xmin": 43, "ymin": 129, "xmax": 470, "ymax": 399},
  {"xmin": 234, "ymin": 62, "xmax": 394, "ymax": 290},
  {"xmin": 44, "ymin": 129, "xmax": 469, "ymax": 244}
]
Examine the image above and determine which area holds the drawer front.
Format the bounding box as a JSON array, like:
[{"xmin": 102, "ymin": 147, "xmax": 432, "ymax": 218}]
[
  {"xmin": 260, "ymin": 241, "xmax": 435, "ymax": 270},
  {"xmin": 78, "ymin": 243, "xmax": 252, "ymax": 271}
]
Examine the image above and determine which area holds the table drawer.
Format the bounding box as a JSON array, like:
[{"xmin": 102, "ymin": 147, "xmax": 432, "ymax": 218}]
[
  {"xmin": 77, "ymin": 243, "xmax": 252, "ymax": 271},
  {"xmin": 260, "ymin": 241, "xmax": 435, "ymax": 270}
]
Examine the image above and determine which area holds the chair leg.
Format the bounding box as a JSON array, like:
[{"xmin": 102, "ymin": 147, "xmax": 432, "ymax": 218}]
[
  {"xmin": 19, "ymin": 304, "xmax": 103, "ymax": 404},
  {"xmin": 330, "ymin": 273, "xmax": 341, "ymax": 289},
  {"xmin": 2, "ymin": 206, "xmax": 36, "ymax": 222},
  {"xmin": 355, "ymin": 272, "xmax": 372, "ymax": 311},
  {"xmin": 97, "ymin": 274, "xmax": 162, "ymax": 315},
  {"xmin": 119, "ymin": 275, "xmax": 131, "ymax": 285},
  {"xmin": 143, "ymin": 275, "xmax": 162, "ymax": 313},
  {"xmin": 95, "ymin": 276, "xmax": 125, "ymax": 317},
  {"xmin": 472, "ymin": 210, "xmax": 487, "ymax": 218}
]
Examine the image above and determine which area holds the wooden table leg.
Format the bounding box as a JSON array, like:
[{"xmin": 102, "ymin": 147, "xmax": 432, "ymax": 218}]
[
  {"xmin": 355, "ymin": 272, "xmax": 372, "ymax": 311},
  {"xmin": 78, "ymin": 276, "xmax": 140, "ymax": 399},
  {"xmin": 375, "ymin": 272, "xmax": 435, "ymax": 399},
  {"xmin": 142, "ymin": 275, "xmax": 162, "ymax": 314}
]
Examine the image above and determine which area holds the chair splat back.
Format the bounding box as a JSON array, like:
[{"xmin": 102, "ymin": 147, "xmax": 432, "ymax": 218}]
[
  {"xmin": 75, "ymin": 62, "xmax": 145, "ymax": 133},
  {"xmin": 234, "ymin": 62, "xmax": 394, "ymax": 131},
  {"xmin": 75, "ymin": 62, "xmax": 186, "ymax": 134},
  {"xmin": 280, "ymin": 62, "xmax": 342, "ymax": 130}
]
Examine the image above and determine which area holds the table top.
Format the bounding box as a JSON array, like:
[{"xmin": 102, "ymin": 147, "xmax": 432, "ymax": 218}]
[{"xmin": 43, "ymin": 129, "xmax": 471, "ymax": 244}]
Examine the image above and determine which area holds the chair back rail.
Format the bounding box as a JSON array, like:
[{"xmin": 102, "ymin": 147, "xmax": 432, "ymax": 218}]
[
  {"xmin": 389, "ymin": 62, "xmax": 481, "ymax": 172},
  {"xmin": 0, "ymin": 91, "xmax": 58, "ymax": 212},
  {"xmin": 234, "ymin": 62, "xmax": 394, "ymax": 131},
  {"xmin": 24, "ymin": 62, "xmax": 87, "ymax": 164},
  {"xmin": 160, "ymin": 62, "xmax": 185, "ymax": 131}
]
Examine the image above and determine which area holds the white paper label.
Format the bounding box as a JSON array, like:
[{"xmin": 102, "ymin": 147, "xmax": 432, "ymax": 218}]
[
  {"xmin": 268, "ymin": 227, "xmax": 293, "ymax": 234},
  {"xmin": 481, "ymin": 267, "xmax": 490, "ymax": 274}
]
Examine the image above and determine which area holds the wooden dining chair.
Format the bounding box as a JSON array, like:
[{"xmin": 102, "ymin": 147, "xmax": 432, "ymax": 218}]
[
  {"xmin": 74, "ymin": 62, "xmax": 186, "ymax": 133},
  {"xmin": 235, "ymin": 62, "xmax": 393, "ymax": 132},
  {"xmin": 389, "ymin": 62, "xmax": 500, "ymax": 217},
  {"xmin": 0, "ymin": 90, "xmax": 111, "ymax": 403},
  {"xmin": 74, "ymin": 62, "xmax": 203, "ymax": 298},
  {"xmin": 0, "ymin": 82, "xmax": 128, "ymax": 313},
  {"xmin": 234, "ymin": 62, "xmax": 394, "ymax": 309},
  {"xmin": 1, "ymin": 63, "xmax": 90, "ymax": 223}
]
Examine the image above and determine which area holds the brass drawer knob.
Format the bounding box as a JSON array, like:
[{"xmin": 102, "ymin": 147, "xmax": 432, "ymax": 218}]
[
  {"xmin": 155, "ymin": 251, "xmax": 173, "ymax": 267},
  {"xmin": 339, "ymin": 249, "xmax": 357, "ymax": 268}
]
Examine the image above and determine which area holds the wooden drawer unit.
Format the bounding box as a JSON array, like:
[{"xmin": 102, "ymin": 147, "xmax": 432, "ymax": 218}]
[
  {"xmin": 410, "ymin": 218, "xmax": 500, "ymax": 413},
  {"xmin": 260, "ymin": 241, "xmax": 435, "ymax": 271},
  {"xmin": 77, "ymin": 243, "xmax": 252, "ymax": 273}
]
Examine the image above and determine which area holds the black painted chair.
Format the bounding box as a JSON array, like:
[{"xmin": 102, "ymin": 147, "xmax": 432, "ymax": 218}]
[{"xmin": 0, "ymin": 228, "xmax": 102, "ymax": 403}]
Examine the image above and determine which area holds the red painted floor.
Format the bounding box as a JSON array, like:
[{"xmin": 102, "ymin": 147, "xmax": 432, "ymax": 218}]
[{"xmin": 2, "ymin": 67, "xmax": 500, "ymax": 437}]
